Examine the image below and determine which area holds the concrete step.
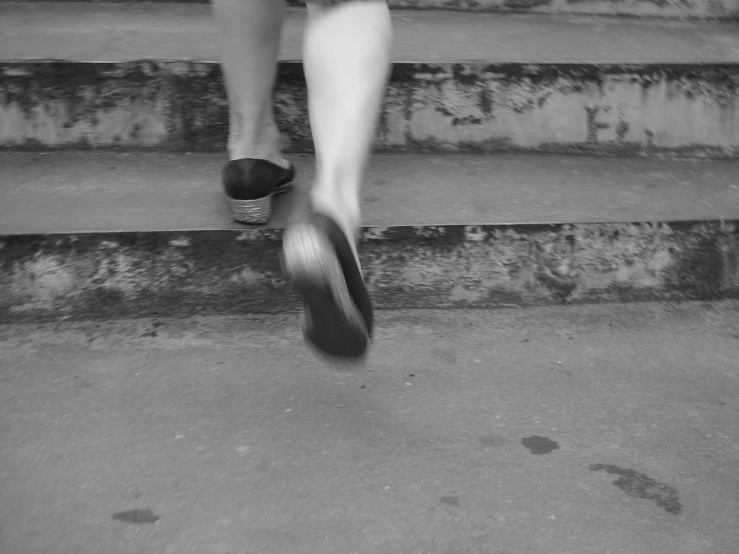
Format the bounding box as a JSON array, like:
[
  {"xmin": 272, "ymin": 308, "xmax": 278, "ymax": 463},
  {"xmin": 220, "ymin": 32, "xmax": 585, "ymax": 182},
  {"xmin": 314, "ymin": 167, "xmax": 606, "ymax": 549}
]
[
  {"xmin": 2, "ymin": 4, "xmax": 738, "ymax": 156},
  {"xmin": 2, "ymin": 151, "xmax": 739, "ymax": 322},
  {"xmin": 5, "ymin": 0, "xmax": 738, "ymax": 18}
]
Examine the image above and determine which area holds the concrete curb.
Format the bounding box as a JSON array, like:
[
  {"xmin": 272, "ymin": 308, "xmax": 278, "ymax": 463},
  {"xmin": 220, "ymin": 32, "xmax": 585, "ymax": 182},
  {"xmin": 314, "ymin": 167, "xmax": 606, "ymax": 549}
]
[
  {"xmin": 2, "ymin": 220, "xmax": 738, "ymax": 322},
  {"xmin": 2, "ymin": 62, "xmax": 738, "ymax": 157}
]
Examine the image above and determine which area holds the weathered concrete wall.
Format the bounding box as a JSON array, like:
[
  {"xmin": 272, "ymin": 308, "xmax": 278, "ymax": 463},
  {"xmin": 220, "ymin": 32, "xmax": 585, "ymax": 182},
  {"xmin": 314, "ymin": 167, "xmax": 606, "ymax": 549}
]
[
  {"xmin": 2, "ymin": 62, "xmax": 738, "ymax": 157},
  {"xmin": 6, "ymin": 0, "xmax": 737, "ymax": 18},
  {"xmin": 2, "ymin": 221, "xmax": 738, "ymax": 322},
  {"xmin": 383, "ymin": 63, "xmax": 739, "ymax": 157}
]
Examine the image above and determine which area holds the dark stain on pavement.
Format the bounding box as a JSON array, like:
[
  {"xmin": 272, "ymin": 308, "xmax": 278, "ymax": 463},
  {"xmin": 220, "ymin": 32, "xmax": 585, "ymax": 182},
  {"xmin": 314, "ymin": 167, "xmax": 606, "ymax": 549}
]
[
  {"xmin": 479, "ymin": 434, "xmax": 508, "ymax": 447},
  {"xmin": 440, "ymin": 496, "xmax": 461, "ymax": 507},
  {"xmin": 521, "ymin": 436, "xmax": 559, "ymax": 455},
  {"xmin": 590, "ymin": 464, "xmax": 682, "ymax": 514},
  {"xmin": 112, "ymin": 509, "xmax": 161, "ymax": 524}
]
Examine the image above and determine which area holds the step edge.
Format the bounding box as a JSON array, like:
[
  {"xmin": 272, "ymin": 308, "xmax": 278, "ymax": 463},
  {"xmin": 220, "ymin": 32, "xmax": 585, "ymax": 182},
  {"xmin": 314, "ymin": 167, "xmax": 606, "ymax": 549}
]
[{"xmin": 2, "ymin": 218, "xmax": 738, "ymax": 239}]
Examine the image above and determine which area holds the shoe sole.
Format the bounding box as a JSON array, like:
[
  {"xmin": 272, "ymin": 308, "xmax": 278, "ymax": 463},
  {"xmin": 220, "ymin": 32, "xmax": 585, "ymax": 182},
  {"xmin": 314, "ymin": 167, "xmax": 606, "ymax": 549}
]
[
  {"xmin": 282, "ymin": 224, "xmax": 369, "ymax": 358},
  {"xmin": 229, "ymin": 182, "xmax": 292, "ymax": 225}
]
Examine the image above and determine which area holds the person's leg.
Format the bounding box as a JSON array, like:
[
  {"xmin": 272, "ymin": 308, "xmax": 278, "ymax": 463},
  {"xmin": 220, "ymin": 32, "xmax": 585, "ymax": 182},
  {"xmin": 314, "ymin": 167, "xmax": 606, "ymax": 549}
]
[
  {"xmin": 303, "ymin": 0, "xmax": 392, "ymax": 258},
  {"xmin": 212, "ymin": 0, "xmax": 287, "ymax": 167},
  {"xmin": 213, "ymin": 0, "xmax": 294, "ymax": 224},
  {"xmin": 282, "ymin": 0, "xmax": 392, "ymax": 358}
]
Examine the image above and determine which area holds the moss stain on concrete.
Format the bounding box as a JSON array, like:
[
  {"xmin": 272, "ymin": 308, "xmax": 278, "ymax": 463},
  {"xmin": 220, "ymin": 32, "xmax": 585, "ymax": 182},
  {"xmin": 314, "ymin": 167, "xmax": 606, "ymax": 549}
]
[
  {"xmin": 3, "ymin": 221, "xmax": 738, "ymax": 321},
  {"xmin": 2, "ymin": 62, "xmax": 738, "ymax": 157}
]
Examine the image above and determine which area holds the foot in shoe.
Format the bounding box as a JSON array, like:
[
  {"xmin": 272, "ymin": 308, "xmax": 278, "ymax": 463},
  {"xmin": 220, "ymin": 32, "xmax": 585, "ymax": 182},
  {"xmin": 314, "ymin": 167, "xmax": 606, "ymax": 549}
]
[
  {"xmin": 223, "ymin": 158, "xmax": 295, "ymax": 225},
  {"xmin": 281, "ymin": 209, "xmax": 373, "ymax": 359},
  {"xmin": 309, "ymin": 192, "xmax": 362, "ymax": 268}
]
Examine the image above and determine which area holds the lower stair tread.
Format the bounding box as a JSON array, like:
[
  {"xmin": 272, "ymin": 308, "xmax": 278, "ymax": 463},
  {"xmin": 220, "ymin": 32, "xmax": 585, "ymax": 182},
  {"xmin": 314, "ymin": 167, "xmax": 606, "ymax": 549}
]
[{"xmin": 2, "ymin": 151, "xmax": 739, "ymax": 236}]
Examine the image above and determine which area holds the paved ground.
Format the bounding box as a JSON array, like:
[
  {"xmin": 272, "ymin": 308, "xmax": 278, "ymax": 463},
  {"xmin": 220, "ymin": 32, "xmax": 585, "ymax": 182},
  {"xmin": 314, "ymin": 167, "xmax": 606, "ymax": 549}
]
[
  {"xmin": 2, "ymin": 3, "xmax": 738, "ymax": 63},
  {"xmin": 2, "ymin": 301, "xmax": 739, "ymax": 553}
]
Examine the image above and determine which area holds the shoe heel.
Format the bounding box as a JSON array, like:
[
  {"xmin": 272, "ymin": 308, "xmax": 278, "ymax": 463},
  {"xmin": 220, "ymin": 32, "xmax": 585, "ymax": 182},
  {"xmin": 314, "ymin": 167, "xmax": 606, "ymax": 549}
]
[
  {"xmin": 282, "ymin": 224, "xmax": 368, "ymax": 339},
  {"xmin": 282, "ymin": 225, "xmax": 337, "ymax": 285},
  {"xmin": 228, "ymin": 196, "xmax": 272, "ymax": 225}
]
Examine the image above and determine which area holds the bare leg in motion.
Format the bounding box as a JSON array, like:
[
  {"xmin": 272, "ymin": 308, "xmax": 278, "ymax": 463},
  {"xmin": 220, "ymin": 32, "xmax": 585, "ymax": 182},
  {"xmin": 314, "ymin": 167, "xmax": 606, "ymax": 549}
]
[
  {"xmin": 303, "ymin": 0, "xmax": 392, "ymax": 261},
  {"xmin": 282, "ymin": 0, "xmax": 393, "ymax": 358}
]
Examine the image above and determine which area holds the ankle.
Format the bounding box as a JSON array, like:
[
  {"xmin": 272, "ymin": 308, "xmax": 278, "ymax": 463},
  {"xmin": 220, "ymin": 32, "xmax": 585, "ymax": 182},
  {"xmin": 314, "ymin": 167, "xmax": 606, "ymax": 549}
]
[
  {"xmin": 229, "ymin": 145, "xmax": 289, "ymax": 170},
  {"xmin": 310, "ymin": 190, "xmax": 361, "ymax": 242}
]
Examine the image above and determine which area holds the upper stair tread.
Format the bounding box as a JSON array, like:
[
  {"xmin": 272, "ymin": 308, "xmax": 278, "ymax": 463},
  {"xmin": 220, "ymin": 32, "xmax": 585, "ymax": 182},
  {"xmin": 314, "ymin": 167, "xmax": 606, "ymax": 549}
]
[
  {"xmin": 2, "ymin": 3, "xmax": 738, "ymax": 64},
  {"xmin": 2, "ymin": 151, "xmax": 738, "ymax": 236}
]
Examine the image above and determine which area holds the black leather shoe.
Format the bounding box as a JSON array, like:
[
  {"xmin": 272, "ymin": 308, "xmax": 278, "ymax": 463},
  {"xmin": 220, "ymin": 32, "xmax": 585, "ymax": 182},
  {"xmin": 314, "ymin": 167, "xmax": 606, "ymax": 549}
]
[
  {"xmin": 281, "ymin": 209, "xmax": 373, "ymax": 359},
  {"xmin": 222, "ymin": 159, "xmax": 295, "ymax": 225}
]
